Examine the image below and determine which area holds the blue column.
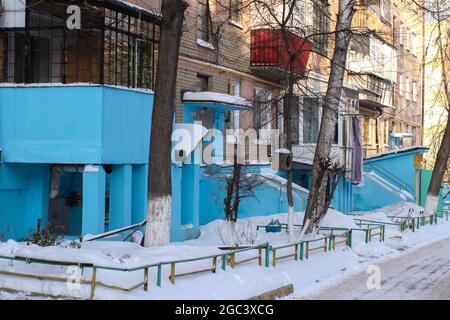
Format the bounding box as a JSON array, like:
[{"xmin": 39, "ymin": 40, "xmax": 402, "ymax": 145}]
[
  {"xmin": 82, "ymin": 165, "xmax": 105, "ymax": 235},
  {"xmin": 131, "ymin": 164, "xmax": 148, "ymax": 224},
  {"xmin": 24, "ymin": 164, "xmax": 50, "ymax": 238},
  {"xmin": 109, "ymin": 165, "xmax": 132, "ymax": 230},
  {"xmin": 170, "ymin": 164, "xmax": 183, "ymax": 241}
]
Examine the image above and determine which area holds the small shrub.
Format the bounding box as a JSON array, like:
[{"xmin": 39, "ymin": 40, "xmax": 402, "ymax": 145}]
[
  {"xmin": 25, "ymin": 221, "xmax": 63, "ymax": 247},
  {"xmin": 67, "ymin": 238, "xmax": 82, "ymax": 249}
]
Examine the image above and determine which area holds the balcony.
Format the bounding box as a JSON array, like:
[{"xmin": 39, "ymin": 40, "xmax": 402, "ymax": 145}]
[
  {"xmin": 0, "ymin": 85, "xmax": 153, "ymax": 164},
  {"xmin": 250, "ymin": 29, "xmax": 312, "ymax": 81},
  {"xmin": 351, "ymin": 3, "xmax": 393, "ymax": 45},
  {"xmin": 348, "ymin": 72, "xmax": 394, "ymax": 110},
  {"xmin": 0, "ymin": 0, "xmax": 160, "ymax": 89}
]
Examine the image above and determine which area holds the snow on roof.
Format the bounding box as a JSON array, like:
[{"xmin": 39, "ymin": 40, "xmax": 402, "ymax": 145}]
[
  {"xmin": 390, "ymin": 133, "xmax": 414, "ymax": 138},
  {"xmin": 365, "ymin": 146, "xmax": 429, "ymax": 160},
  {"xmin": 183, "ymin": 91, "xmax": 252, "ymax": 107},
  {"xmin": 108, "ymin": 0, "xmax": 162, "ymax": 18},
  {"xmin": 0, "ymin": 83, "xmax": 154, "ymax": 94},
  {"xmin": 173, "ymin": 123, "xmax": 209, "ymax": 160},
  {"xmin": 274, "ymin": 148, "xmax": 291, "ymax": 154}
]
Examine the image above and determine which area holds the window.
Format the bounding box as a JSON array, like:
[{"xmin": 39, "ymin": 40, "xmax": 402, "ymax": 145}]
[
  {"xmin": 406, "ymin": 28, "xmax": 411, "ymax": 51},
  {"xmin": 254, "ymin": 88, "xmax": 272, "ymax": 143},
  {"xmin": 198, "ymin": 0, "xmax": 212, "ymax": 42},
  {"xmin": 399, "ymin": 22, "xmax": 404, "ymax": 46},
  {"xmin": 405, "ymin": 76, "xmax": 410, "ymax": 100},
  {"xmin": 392, "ymin": 15, "xmax": 397, "ymax": 46},
  {"xmin": 412, "ymin": 126, "xmax": 417, "ymax": 145},
  {"xmin": 368, "ymin": 0, "xmax": 392, "ymax": 22},
  {"xmin": 362, "ymin": 118, "xmax": 371, "ymax": 145},
  {"xmin": 229, "ymin": 0, "xmax": 242, "ymax": 23},
  {"xmin": 412, "ymin": 80, "xmax": 418, "ymax": 102},
  {"xmin": 399, "ymin": 74, "xmax": 404, "ymax": 96},
  {"xmin": 303, "ymin": 98, "xmax": 320, "ymax": 144},
  {"xmin": 196, "ymin": 74, "xmax": 209, "ymax": 91},
  {"xmin": 229, "ymin": 81, "xmax": 241, "ymax": 130},
  {"xmin": 333, "ymin": 121, "xmax": 339, "ymax": 144},
  {"xmin": 312, "ymin": 0, "xmax": 329, "ymax": 53},
  {"xmin": 380, "ymin": 0, "xmax": 392, "ymax": 22},
  {"xmin": 2, "ymin": 1, "xmax": 159, "ymax": 89},
  {"xmin": 411, "ymin": 33, "xmax": 417, "ymax": 56},
  {"xmin": 283, "ymin": 95, "xmax": 300, "ymax": 145}
]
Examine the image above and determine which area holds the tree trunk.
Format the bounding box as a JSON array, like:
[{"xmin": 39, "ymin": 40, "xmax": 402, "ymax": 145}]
[
  {"xmin": 303, "ymin": 0, "xmax": 355, "ymax": 234},
  {"xmin": 144, "ymin": 0, "xmax": 189, "ymax": 247},
  {"xmin": 425, "ymin": 20, "xmax": 450, "ymax": 217},
  {"xmin": 283, "ymin": 55, "xmax": 296, "ymax": 242}
]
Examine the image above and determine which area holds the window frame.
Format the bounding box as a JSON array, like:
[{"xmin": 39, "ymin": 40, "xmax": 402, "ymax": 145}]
[{"xmin": 197, "ymin": 0, "xmax": 212, "ymax": 43}]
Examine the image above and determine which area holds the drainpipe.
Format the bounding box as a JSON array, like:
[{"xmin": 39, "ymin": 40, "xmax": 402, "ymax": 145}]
[
  {"xmin": 375, "ymin": 108, "xmax": 384, "ymax": 153},
  {"xmin": 421, "ymin": 14, "xmax": 426, "ymax": 146},
  {"xmin": 49, "ymin": 166, "xmax": 61, "ymax": 199},
  {"xmin": 49, "ymin": 165, "xmax": 86, "ymax": 199}
]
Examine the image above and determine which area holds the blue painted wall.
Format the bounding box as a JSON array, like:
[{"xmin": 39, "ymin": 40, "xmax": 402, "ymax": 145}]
[
  {"xmin": 0, "ymin": 85, "xmax": 154, "ymax": 240},
  {"xmin": 0, "ymin": 164, "xmax": 50, "ymax": 240},
  {"xmin": 170, "ymin": 163, "xmax": 309, "ymax": 242},
  {"xmin": 198, "ymin": 167, "xmax": 308, "ymax": 225},
  {"xmin": 0, "ymin": 85, "xmax": 152, "ymax": 164},
  {"xmin": 353, "ymin": 148, "xmax": 427, "ymax": 211},
  {"xmin": 291, "ymin": 169, "xmax": 354, "ymax": 214}
]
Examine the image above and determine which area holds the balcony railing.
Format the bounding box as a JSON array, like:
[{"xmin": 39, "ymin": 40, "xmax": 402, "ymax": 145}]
[
  {"xmin": 351, "ymin": 2, "xmax": 393, "ymax": 45},
  {"xmin": 352, "ymin": 7, "xmax": 368, "ymax": 30},
  {"xmin": 250, "ymin": 29, "xmax": 312, "ymax": 80},
  {"xmin": 349, "ymin": 72, "xmax": 394, "ymax": 109}
]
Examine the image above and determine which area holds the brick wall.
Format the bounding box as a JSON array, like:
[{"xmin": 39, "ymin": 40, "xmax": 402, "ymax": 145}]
[{"xmin": 174, "ymin": 0, "xmax": 283, "ymax": 137}]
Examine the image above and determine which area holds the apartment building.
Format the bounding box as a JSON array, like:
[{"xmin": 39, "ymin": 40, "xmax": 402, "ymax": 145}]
[
  {"xmin": 0, "ymin": 0, "xmax": 161, "ymax": 239},
  {"xmin": 347, "ymin": 0, "xmax": 425, "ymax": 156}
]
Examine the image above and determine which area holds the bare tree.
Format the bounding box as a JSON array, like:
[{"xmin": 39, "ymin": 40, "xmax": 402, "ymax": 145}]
[
  {"xmin": 302, "ymin": 0, "xmax": 356, "ymax": 234},
  {"xmin": 303, "ymin": 159, "xmax": 346, "ymax": 232},
  {"xmin": 222, "ymin": 146, "xmax": 264, "ymax": 222},
  {"xmin": 424, "ymin": 6, "xmax": 450, "ymax": 216},
  {"xmin": 144, "ymin": 0, "xmax": 189, "ymax": 247},
  {"xmin": 207, "ymin": 143, "xmax": 264, "ymax": 247},
  {"xmin": 249, "ymin": 0, "xmax": 321, "ymax": 242}
]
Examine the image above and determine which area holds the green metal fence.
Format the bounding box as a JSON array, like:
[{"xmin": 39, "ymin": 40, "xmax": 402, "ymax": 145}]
[{"xmin": 0, "ymin": 212, "xmax": 442, "ymax": 300}]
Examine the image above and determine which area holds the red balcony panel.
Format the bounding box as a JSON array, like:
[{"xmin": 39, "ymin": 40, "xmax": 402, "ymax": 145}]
[{"xmin": 251, "ymin": 29, "xmax": 312, "ymax": 76}]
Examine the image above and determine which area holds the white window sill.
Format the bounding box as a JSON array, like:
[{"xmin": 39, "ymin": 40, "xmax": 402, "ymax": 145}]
[
  {"xmin": 228, "ymin": 19, "xmax": 243, "ymax": 30},
  {"xmin": 197, "ymin": 39, "xmax": 215, "ymax": 50}
]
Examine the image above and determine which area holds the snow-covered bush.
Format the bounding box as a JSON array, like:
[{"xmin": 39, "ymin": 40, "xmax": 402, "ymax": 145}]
[{"xmin": 24, "ymin": 223, "xmax": 63, "ymax": 247}]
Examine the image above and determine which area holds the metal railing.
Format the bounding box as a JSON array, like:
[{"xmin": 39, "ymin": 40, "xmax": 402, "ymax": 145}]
[
  {"xmin": 366, "ymin": 163, "xmax": 416, "ymax": 197},
  {"xmin": 0, "ymin": 213, "xmax": 441, "ymax": 300}
]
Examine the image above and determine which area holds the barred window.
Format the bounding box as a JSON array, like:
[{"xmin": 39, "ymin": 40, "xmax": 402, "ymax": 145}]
[{"xmin": 1, "ymin": 0, "xmax": 160, "ymax": 89}]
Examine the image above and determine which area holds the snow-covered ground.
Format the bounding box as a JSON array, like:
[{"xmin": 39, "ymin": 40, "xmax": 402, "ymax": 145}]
[
  {"xmin": 0, "ymin": 202, "xmax": 449, "ymax": 300},
  {"xmin": 301, "ymin": 236, "xmax": 450, "ymax": 299}
]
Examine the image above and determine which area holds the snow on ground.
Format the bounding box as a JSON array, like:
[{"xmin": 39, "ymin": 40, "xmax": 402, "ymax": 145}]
[
  {"xmin": 187, "ymin": 209, "xmax": 357, "ymax": 247},
  {"xmin": 0, "ymin": 202, "xmax": 449, "ymax": 300},
  {"xmin": 353, "ymin": 201, "xmax": 425, "ymax": 219}
]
